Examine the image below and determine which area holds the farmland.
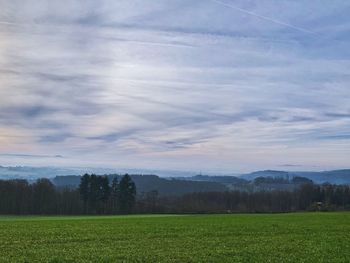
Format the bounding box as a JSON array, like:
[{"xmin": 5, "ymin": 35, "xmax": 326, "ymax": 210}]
[{"xmin": 0, "ymin": 213, "xmax": 350, "ymax": 262}]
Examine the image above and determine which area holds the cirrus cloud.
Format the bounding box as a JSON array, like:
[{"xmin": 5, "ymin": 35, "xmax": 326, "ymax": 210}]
[{"xmin": 0, "ymin": 0, "xmax": 349, "ymax": 172}]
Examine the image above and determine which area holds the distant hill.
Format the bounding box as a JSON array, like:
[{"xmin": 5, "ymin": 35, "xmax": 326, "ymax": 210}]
[
  {"xmin": 52, "ymin": 175, "xmax": 81, "ymax": 188},
  {"xmin": 179, "ymin": 174, "xmax": 315, "ymax": 192},
  {"xmin": 0, "ymin": 166, "xmax": 84, "ymax": 180},
  {"xmin": 52, "ymin": 174, "xmax": 228, "ymax": 196},
  {"xmin": 240, "ymin": 170, "xmax": 290, "ymax": 181},
  {"xmin": 0, "ymin": 166, "xmax": 197, "ymax": 180},
  {"xmin": 52, "ymin": 173, "xmax": 319, "ymax": 195},
  {"xmin": 240, "ymin": 169, "xmax": 350, "ymax": 184},
  {"xmin": 176, "ymin": 175, "xmax": 248, "ymax": 184},
  {"xmin": 249, "ymin": 176, "xmax": 313, "ymax": 192},
  {"xmin": 2, "ymin": 165, "xmax": 350, "ymax": 194}
]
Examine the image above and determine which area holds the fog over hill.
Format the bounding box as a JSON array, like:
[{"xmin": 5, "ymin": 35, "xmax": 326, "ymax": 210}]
[
  {"xmin": 1, "ymin": 165, "xmax": 350, "ymax": 185},
  {"xmin": 0, "ymin": 165, "xmax": 200, "ymax": 180},
  {"xmin": 240, "ymin": 170, "xmax": 350, "ymax": 184}
]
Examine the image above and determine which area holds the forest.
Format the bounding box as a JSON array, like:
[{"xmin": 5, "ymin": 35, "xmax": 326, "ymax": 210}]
[{"xmin": 1, "ymin": 174, "xmax": 350, "ymax": 215}]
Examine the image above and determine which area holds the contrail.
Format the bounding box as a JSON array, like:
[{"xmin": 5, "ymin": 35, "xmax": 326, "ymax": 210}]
[{"xmin": 209, "ymin": 0, "xmax": 316, "ymax": 35}]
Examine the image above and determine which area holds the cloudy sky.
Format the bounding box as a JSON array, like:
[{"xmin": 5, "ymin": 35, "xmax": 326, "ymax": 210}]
[{"xmin": 0, "ymin": 0, "xmax": 349, "ymax": 173}]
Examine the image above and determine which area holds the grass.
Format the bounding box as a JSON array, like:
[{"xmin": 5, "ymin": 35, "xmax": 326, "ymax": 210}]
[{"xmin": 0, "ymin": 213, "xmax": 349, "ymax": 262}]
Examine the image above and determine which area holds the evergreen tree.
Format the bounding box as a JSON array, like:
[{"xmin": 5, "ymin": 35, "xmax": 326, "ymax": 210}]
[
  {"xmin": 100, "ymin": 176, "xmax": 110, "ymax": 203},
  {"xmin": 79, "ymin": 174, "xmax": 90, "ymax": 212},
  {"xmin": 32, "ymin": 178, "xmax": 56, "ymax": 214},
  {"xmin": 118, "ymin": 174, "xmax": 136, "ymax": 213},
  {"xmin": 111, "ymin": 176, "xmax": 119, "ymax": 213},
  {"xmin": 89, "ymin": 174, "xmax": 100, "ymax": 212}
]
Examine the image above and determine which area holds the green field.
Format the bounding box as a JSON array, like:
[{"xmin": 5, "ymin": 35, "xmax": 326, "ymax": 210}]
[{"xmin": 0, "ymin": 213, "xmax": 349, "ymax": 262}]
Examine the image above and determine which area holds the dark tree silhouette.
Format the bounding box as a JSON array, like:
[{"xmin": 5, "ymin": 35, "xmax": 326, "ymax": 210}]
[
  {"xmin": 111, "ymin": 176, "xmax": 119, "ymax": 213},
  {"xmin": 32, "ymin": 179, "xmax": 56, "ymax": 214},
  {"xmin": 78, "ymin": 174, "xmax": 112, "ymax": 213},
  {"xmin": 98, "ymin": 176, "xmax": 110, "ymax": 203},
  {"xmin": 2, "ymin": 176, "xmax": 350, "ymax": 215},
  {"xmin": 79, "ymin": 174, "xmax": 90, "ymax": 212},
  {"xmin": 118, "ymin": 174, "xmax": 136, "ymax": 213}
]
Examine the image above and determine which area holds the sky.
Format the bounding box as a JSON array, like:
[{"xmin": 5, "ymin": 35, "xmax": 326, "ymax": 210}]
[{"xmin": 0, "ymin": 0, "xmax": 350, "ymax": 173}]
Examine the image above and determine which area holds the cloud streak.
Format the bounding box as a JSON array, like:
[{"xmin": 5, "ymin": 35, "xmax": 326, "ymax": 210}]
[
  {"xmin": 209, "ymin": 0, "xmax": 317, "ymax": 35},
  {"xmin": 0, "ymin": 0, "xmax": 349, "ymax": 172},
  {"xmin": 0, "ymin": 153, "xmax": 63, "ymax": 158}
]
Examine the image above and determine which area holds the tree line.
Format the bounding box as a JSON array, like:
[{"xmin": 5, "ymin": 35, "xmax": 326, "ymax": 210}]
[
  {"xmin": 1, "ymin": 177, "xmax": 350, "ymax": 214},
  {"xmin": 79, "ymin": 174, "xmax": 136, "ymax": 214},
  {"xmin": 0, "ymin": 174, "xmax": 136, "ymax": 215},
  {"xmin": 140, "ymin": 183, "xmax": 350, "ymax": 213}
]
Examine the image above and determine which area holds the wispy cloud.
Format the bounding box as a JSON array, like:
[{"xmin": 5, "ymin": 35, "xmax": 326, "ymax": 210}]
[
  {"xmin": 0, "ymin": 153, "xmax": 63, "ymax": 158},
  {"xmin": 0, "ymin": 0, "xmax": 349, "ymax": 172}
]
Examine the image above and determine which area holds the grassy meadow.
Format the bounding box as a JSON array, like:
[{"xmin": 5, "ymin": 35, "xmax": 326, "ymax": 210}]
[{"xmin": 0, "ymin": 213, "xmax": 349, "ymax": 262}]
